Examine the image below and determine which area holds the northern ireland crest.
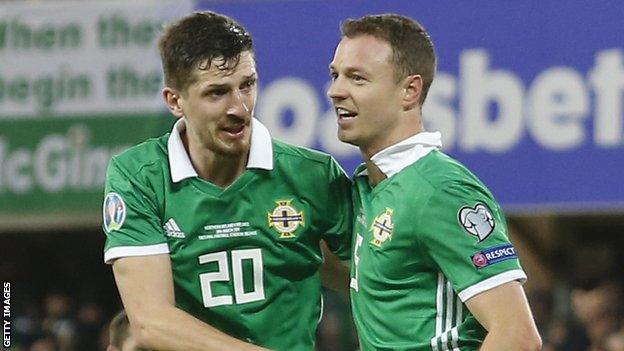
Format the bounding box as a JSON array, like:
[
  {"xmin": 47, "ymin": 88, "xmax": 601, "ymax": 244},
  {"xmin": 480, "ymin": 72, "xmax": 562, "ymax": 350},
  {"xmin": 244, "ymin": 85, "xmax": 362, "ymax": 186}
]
[
  {"xmin": 370, "ymin": 208, "xmax": 394, "ymax": 247},
  {"xmin": 267, "ymin": 200, "xmax": 305, "ymax": 238}
]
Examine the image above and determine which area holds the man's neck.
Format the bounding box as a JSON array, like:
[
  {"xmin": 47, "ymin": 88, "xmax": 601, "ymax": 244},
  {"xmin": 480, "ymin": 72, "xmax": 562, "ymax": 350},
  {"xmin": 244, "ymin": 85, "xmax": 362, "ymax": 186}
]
[
  {"xmin": 361, "ymin": 114, "xmax": 423, "ymax": 157},
  {"xmin": 364, "ymin": 158, "xmax": 387, "ymax": 187},
  {"xmin": 183, "ymin": 133, "xmax": 248, "ymax": 188},
  {"xmin": 361, "ymin": 125, "xmax": 423, "ymax": 187}
]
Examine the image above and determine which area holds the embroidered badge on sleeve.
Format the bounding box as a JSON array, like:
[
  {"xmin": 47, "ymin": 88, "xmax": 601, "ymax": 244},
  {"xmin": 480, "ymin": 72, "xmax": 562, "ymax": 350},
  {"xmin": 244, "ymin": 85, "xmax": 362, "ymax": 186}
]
[
  {"xmin": 103, "ymin": 192, "xmax": 126, "ymax": 232},
  {"xmin": 458, "ymin": 203, "xmax": 495, "ymax": 241},
  {"xmin": 471, "ymin": 244, "xmax": 517, "ymax": 269}
]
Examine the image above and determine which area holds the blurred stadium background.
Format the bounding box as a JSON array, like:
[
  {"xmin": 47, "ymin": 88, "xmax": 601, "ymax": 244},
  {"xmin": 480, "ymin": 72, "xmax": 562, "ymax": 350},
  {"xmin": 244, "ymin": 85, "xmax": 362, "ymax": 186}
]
[{"xmin": 1, "ymin": 0, "xmax": 624, "ymax": 350}]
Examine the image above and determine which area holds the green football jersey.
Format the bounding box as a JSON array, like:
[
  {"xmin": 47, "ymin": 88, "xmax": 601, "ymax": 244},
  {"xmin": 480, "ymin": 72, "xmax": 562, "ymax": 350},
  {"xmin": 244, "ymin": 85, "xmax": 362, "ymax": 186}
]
[
  {"xmin": 350, "ymin": 148, "xmax": 526, "ymax": 351},
  {"xmin": 103, "ymin": 119, "xmax": 352, "ymax": 351}
]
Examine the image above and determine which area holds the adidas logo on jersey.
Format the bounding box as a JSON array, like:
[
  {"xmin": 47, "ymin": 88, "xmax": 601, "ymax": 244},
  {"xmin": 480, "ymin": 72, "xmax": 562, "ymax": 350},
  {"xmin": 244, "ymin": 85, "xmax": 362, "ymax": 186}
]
[{"xmin": 164, "ymin": 218, "xmax": 186, "ymax": 238}]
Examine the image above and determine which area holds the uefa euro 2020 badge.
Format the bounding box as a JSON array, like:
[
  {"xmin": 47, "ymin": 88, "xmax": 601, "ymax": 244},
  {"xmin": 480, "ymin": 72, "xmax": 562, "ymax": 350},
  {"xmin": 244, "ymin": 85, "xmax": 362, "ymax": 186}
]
[
  {"xmin": 103, "ymin": 192, "xmax": 126, "ymax": 232},
  {"xmin": 458, "ymin": 203, "xmax": 495, "ymax": 241},
  {"xmin": 267, "ymin": 200, "xmax": 305, "ymax": 238},
  {"xmin": 370, "ymin": 208, "xmax": 394, "ymax": 247}
]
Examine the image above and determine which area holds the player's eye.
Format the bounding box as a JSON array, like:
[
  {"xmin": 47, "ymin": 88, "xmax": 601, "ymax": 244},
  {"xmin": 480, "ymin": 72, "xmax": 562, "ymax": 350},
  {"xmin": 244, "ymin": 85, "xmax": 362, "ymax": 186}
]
[
  {"xmin": 208, "ymin": 89, "xmax": 228, "ymax": 97},
  {"xmin": 351, "ymin": 74, "xmax": 365, "ymax": 83},
  {"xmin": 241, "ymin": 78, "xmax": 256, "ymax": 90},
  {"xmin": 329, "ymin": 72, "xmax": 338, "ymax": 81}
]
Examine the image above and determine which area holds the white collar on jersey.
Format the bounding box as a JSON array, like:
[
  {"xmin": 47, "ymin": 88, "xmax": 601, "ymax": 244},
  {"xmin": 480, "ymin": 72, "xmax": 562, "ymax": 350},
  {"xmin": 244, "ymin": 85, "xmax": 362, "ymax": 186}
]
[
  {"xmin": 358, "ymin": 131, "xmax": 443, "ymax": 178},
  {"xmin": 167, "ymin": 117, "xmax": 274, "ymax": 183}
]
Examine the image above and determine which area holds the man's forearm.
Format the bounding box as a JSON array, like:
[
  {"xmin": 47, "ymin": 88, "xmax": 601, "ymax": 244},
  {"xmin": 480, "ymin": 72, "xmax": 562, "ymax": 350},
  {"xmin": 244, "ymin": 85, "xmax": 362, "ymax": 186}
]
[
  {"xmin": 132, "ymin": 305, "xmax": 270, "ymax": 351},
  {"xmin": 319, "ymin": 241, "xmax": 350, "ymax": 297},
  {"xmin": 112, "ymin": 255, "xmax": 271, "ymax": 351}
]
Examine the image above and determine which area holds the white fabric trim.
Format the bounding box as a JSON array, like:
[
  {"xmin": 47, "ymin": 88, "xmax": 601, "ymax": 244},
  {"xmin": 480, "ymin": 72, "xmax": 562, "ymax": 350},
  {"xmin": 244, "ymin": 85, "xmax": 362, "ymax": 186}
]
[
  {"xmin": 168, "ymin": 118, "xmax": 197, "ymax": 182},
  {"xmin": 458, "ymin": 269, "xmax": 527, "ymax": 302},
  {"xmin": 455, "ymin": 295, "xmax": 462, "ymax": 326},
  {"xmin": 441, "ymin": 332, "xmax": 449, "ymax": 351},
  {"xmin": 357, "ymin": 131, "xmax": 442, "ymax": 177},
  {"xmin": 445, "ymin": 279, "xmax": 453, "ymax": 340},
  {"xmin": 435, "ymin": 273, "xmax": 444, "ymax": 335},
  {"xmin": 317, "ymin": 295, "xmax": 324, "ymax": 324},
  {"xmin": 167, "ymin": 117, "xmax": 273, "ymax": 183},
  {"xmin": 450, "ymin": 327, "xmax": 460, "ymax": 351},
  {"xmin": 431, "ymin": 273, "xmax": 444, "ymax": 351},
  {"xmin": 104, "ymin": 243, "xmax": 170, "ymax": 264},
  {"xmin": 247, "ymin": 118, "xmax": 273, "ymax": 170},
  {"xmin": 432, "ymin": 273, "xmax": 463, "ymax": 351}
]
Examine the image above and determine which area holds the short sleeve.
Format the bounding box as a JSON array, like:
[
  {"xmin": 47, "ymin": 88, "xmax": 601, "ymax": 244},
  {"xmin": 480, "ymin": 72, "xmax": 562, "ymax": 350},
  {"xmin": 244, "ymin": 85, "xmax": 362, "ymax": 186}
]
[
  {"xmin": 320, "ymin": 157, "xmax": 353, "ymax": 260},
  {"xmin": 417, "ymin": 181, "xmax": 526, "ymax": 302},
  {"xmin": 102, "ymin": 158, "xmax": 168, "ymax": 264}
]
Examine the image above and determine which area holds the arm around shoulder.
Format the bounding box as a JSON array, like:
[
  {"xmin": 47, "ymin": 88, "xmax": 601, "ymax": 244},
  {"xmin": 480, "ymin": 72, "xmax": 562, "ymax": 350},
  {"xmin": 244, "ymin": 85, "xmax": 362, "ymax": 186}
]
[
  {"xmin": 465, "ymin": 281, "xmax": 542, "ymax": 351},
  {"xmin": 112, "ymin": 254, "xmax": 270, "ymax": 351}
]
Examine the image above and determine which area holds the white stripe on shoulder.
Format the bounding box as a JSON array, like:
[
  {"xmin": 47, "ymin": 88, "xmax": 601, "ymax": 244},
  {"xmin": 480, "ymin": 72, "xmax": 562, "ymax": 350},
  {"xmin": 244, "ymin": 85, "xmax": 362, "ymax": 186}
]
[
  {"xmin": 458, "ymin": 270, "xmax": 527, "ymax": 302},
  {"xmin": 104, "ymin": 243, "xmax": 170, "ymax": 264}
]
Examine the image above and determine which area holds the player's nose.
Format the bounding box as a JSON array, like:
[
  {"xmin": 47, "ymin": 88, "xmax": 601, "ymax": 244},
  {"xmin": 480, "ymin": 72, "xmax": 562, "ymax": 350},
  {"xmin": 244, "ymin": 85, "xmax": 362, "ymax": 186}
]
[
  {"xmin": 227, "ymin": 90, "xmax": 251, "ymax": 117},
  {"xmin": 327, "ymin": 77, "xmax": 348, "ymax": 101}
]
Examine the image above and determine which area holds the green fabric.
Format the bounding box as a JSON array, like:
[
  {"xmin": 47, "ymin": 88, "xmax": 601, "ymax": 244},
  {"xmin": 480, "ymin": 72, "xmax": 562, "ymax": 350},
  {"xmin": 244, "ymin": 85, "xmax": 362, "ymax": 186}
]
[
  {"xmin": 350, "ymin": 150, "xmax": 524, "ymax": 350},
  {"xmin": 103, "ymin": 134, "xmax": 352, "ymax": 351}
]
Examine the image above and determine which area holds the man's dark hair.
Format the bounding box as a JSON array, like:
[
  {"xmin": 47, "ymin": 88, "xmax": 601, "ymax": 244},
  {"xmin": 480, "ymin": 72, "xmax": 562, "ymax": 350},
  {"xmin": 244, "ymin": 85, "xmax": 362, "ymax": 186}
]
[
  {"xmin": 158, "ymin": 11, "xmax": 254, "ymax": 92},
  {"xmin": 341, "ymin": 14, "xmax": 436, "ymax": 104},
  {"xmin": 108, "ymin": 310, "xmax": 130, "ymax": 349}
]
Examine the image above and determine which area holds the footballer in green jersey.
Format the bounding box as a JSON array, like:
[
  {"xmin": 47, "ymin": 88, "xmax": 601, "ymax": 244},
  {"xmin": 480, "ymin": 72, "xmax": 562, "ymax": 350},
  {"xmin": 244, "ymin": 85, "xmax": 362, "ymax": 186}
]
[
  {"xmin": 103, "ymin": 11, "xmax": 352, "ymax": 351},
  {"xmin": 349, "ymin": 133, "xmax": 526, "ymax": 350},
  {"xmin": 328, "ymin": 13, "xmax": 541, "ymax": 351},
  {"xmin": 104, "ymin": 118, "xmax": 352, "ymax": 350}
]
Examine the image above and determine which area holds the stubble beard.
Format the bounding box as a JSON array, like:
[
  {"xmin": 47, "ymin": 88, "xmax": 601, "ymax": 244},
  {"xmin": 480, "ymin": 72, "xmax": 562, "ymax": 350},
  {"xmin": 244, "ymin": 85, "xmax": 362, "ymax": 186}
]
[{"xmin": 209, "ymin": 133, "xmax": 251, "ymax": 158}]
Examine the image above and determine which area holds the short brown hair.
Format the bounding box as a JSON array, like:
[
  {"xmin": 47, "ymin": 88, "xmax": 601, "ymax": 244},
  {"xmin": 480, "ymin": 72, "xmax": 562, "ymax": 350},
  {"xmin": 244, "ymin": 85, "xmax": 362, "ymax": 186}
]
[
  {"xmin": 341, "ymin": 14, "xmax": 436, "ymax": 104},
  {"xmin": 158, "ymin": 11, "xmax": 254, "ymax": 92}
]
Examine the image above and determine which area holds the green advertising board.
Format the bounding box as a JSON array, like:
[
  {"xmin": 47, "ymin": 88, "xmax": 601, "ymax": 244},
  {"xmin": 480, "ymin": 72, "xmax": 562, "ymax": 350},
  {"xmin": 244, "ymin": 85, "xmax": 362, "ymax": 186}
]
[
  {"xmin": 0, "ymin": 1, "xmax": 192, "ymax": 230},
  {"xmin": 0, "ymin": 114, "xmax": 172, "ymax": 229}
]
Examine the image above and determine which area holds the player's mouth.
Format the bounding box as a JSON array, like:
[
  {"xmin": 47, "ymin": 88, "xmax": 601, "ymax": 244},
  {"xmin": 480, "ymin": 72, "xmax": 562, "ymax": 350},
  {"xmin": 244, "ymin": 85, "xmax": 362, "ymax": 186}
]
[
  {"xmin": 336, "ymin": 107, "xmax": 358, "ymax": 126},
  {"xmin": 221, "ymin": 124, "xmax": 247, "ymax": 139}
]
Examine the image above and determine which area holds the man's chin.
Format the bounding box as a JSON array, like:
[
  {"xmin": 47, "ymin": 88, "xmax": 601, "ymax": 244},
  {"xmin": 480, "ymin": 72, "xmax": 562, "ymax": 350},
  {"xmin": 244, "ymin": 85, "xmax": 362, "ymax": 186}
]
[
  {"xmin": 337, "ymin": 132, "xmax": 360, "ymax": 147},
  {"xmin": 216, "ymin": 140, "xmax": 250, "ymax": 157}
]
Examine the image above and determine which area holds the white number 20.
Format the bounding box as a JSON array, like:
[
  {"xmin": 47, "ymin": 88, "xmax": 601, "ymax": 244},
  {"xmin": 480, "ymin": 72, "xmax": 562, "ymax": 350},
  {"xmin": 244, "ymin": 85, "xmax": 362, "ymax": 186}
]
[{"xmin": 198, "ymin": 248, "xmax": 265, "ymax": 307}]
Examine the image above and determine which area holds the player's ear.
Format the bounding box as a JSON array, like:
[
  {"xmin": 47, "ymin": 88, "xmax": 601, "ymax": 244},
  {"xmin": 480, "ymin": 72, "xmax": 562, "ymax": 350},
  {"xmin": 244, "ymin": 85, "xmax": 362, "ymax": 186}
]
[
  {"xmin": 401, "ymin": 74, "xmax": 423, "ymax": 111},
  {"xmin": 163, "ymin": 87, "xmax": 185, "ymax": 118}
]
